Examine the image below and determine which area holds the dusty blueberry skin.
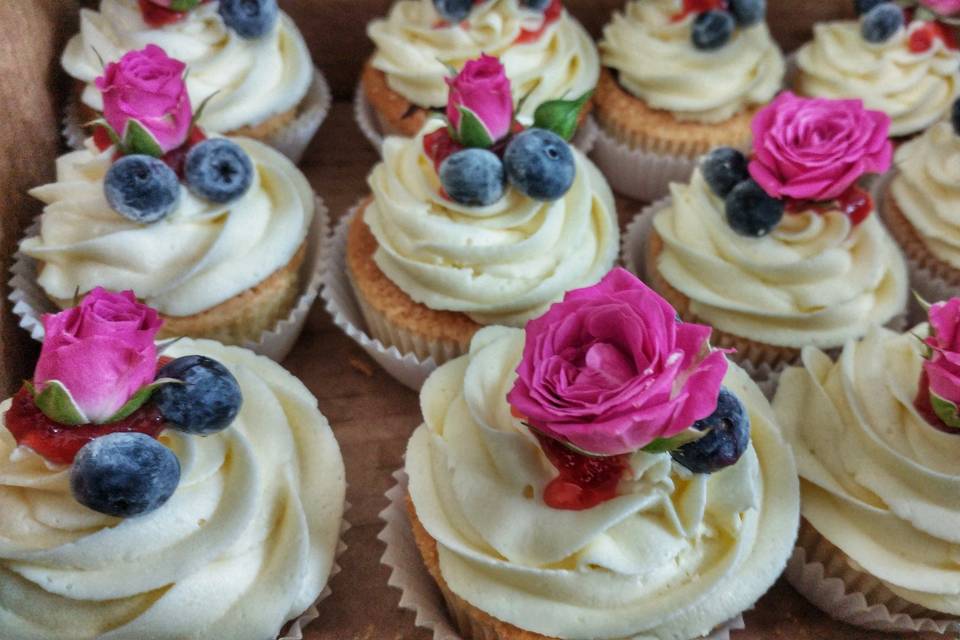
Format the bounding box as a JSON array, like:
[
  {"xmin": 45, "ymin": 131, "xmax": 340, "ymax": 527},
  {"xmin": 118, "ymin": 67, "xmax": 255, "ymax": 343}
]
[
  {"xmin": 104, "ymin": 155, "xmax": 180, "ymax": 224},
  {"xmin": 71, "ymin": 432, "xmax": 181, "ymax": 518},
  {"xmin": 702, "ymin": 147, "xmax": 749, "ymax": 198},
  {"xmin": 155, "ymin": 356, "xmax": 243, "ymax": 436},
  {"xmin": 729, "ymin": 0, "xmax": 765, "ymax": 26},
  {"xmin": 725, "ymin": 178, "xmax": 785, "ymax": 237},
  {"xmin": 184, "ymin": 139, "xmax": 254, "ymax": 204},
  {"xmin": 671, "ymin": 388, "xmax": 751, "ymax": 474},
  {"xmin": 503, "ymin": 128, "xmax": 575, "ymax": 201},
  {"xmin": 218, "ymin": 0, "xmax": 279, "ymax": 39},
  {"xmin": 440, "ymin": 148, "xmax": 506, "ymax": 206},
  {"xmin": 692, "ymin": 10, "xmax": 735, "ymax": 51},
  {"xmin": 860, "ymin": 3, "xmax": 903, "ymax": 43},
  {"xmin": 521, "ymin": 0, "xmax": 553, "ymax": 10},
  {"xmin": 854, "ymin": 0, "xmax": 888, "ymax": 16},
  {"xmin": 433, "ymin": 0, "xmax": 472, "ymax": 22}
]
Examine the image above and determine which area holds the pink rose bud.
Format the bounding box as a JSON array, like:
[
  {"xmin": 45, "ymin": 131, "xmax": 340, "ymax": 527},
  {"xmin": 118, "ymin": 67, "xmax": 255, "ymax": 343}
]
[
  {"xmin": 921, "ymin": 0, "xmax": 960, "ymax": 16},
  {"xmin": 748, "ymin": 92, "xmax": 892, "ymax": 202},
  {"xmin": 95, "ymin": 45, "xmax": 193, "ymax": 154},
  {"xmin": 34, "ymin": 288, "xmax": 164, "ymax": 424},
  {"xmin": 507, "ymin": 268, "xmax": 729, "ymax": 456},
  {"xmin": 924, "ymin": 298, "xmax": 960, "ymax": 412},
  {"xmin": 446, "ymin": 54, "xmax": 514, "ymax": 146}
]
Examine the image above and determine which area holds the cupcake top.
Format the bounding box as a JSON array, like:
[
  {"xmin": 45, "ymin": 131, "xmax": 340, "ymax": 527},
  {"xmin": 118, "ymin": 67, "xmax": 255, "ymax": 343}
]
[
  {"xmin": 367, "ymin": 0, "xmax": 599, "ymax": 121},
  {"xmin": 651, "ymin": 92, "xmax": 908, "ymax": 349},
  {"xmin": 62, "ymin": 0, "xmax": 313, "ymax": 133},
  {"xmin": 407, "ymin": 270, "xmax": 799, "ymax": 638},
  {"xmin": 775, "ymin": 298, "xmax": 960, "ymax": 614},
  {"xmin": 0, "ymin": 292, "xmax": 346, "ymax": 639},
  {"xmin": 795, "ymin": 7, "xmax": 960, "ymax": 138},
  {"xmin": 365, "ymin": 56, "xmax": 618, "ymax": 326},
  {"xmin": 600, "ymin": 0, "xmax": 785, "ymax": 123}
]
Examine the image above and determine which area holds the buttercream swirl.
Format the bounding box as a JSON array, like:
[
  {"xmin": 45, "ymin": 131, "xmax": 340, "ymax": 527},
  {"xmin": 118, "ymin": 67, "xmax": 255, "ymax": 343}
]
[
  {"xmin": 891, "ymin": 121, "xmax": 960, "ymax": 268},
  {"xmin": 22, "ymin": 137, "xmax": 314, "ymax": 317},
  {"xmin": 0, "ymin": 338, "xmax": 346, "ymax": 640},
  {"xmin": 407, "ymin": 326, "xmax": 799, "ymax": 639},
  {"xmin": 367, "ymin": 0, "xmax": 599, "ymax": 121},
  {"xmin": 61, "ymin": 0, "xmax": 314, "ymax": 133},
  {"xmin": 796, "ymin": 20, "xmax": 960, "ymax": 137},
  {"xmin": 365, "ymin": 122, "xmax": 619, "ymax": 326},
  {"xmin": 651, "ymin": 170, "xmax": 908, "ymax": 349},
  {"xmin": 775, "ymin": 326, "xmax": 960, "ymax": 614},
  {"xmin": 600, "ymin": 0, "xmax": 785, "ymax": 123}
]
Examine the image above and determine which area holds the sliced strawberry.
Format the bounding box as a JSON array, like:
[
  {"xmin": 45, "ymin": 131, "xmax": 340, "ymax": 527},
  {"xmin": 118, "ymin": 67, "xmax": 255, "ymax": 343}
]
[
  {"xmin": 671, "ymin": 0, "xmax": 728, "ymax": 22},
  {"xmin": 92, "ymin": 125, "xmax": 114, "ymax": 152},
  {"xmin": 423, "ymin": 128, "xmax": 463, "ymax": 172},
  {"xmin": 533, "ymin": 431, "xmax": 630, "ymax": 511},
  {"xmin": 138, "ymin": 0, "xmax": 192, "ymax": 27}
]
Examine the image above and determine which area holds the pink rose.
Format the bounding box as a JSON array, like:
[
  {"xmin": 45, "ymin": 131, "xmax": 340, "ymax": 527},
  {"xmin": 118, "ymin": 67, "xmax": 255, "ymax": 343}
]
[
  {"xmin": 446, "ymin": 54, "xmax": 513, "ymax": 144},
  {"xmin": 921, "ymin": 0, "xmax": 960, "ymax": 16},
  {"xmin": 924, "ymin": 298, "xmax": 960, "ymax": 405},
  {"xmin": 34, "ymin": 288, "xmax": 164, "ymax": 424},
  {"xmin": 95, "ymin": 45, "xmax": 192, "ymax": 153},
  {"xmin": 507, "ymin": 268, "xmax": 729, "ymax": 456},
  {"xmin": 748, "ymin": 92, "xmax": 892, "ymax": 202}
]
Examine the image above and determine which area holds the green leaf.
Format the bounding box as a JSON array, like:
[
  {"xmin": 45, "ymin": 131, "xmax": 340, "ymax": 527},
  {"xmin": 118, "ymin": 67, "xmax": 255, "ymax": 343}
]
[
  {"xmin": 191, "ymin": 90, "xmax": 220, "ymax": 127},
  {"xmin": 641, "ymin": 427, "xmax": 710, "ymax": 454},
  {"xmin": 122, "ymin": 120, "xmax": 164, "ymax": 158},
  {"xmin": 169, "ymin": 0, "xmax": 200, "ymax": 10},
  {"xmin": 34, "ymin": 381, "xmax": 88, "ymax": 426},
  {"xmin": 533, "ymin": 90, "xmax": 593, "ymax": 141},
  {"xmin": 456, "ymin": 106, "xmax": 494, "ymax": 149},
  {"xmin": 931, "ymin": 389, "xmax": 960, "ymax": 430},
  {"xmin": 104, "ymin": 378, "xmax": 181, "ymax": 423}
]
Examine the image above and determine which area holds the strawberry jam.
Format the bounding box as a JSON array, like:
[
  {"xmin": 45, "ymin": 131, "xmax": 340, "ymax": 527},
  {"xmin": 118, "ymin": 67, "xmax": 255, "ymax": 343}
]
[
  {"xmin": 533, "ymin": 432, "xmax": 630, "ymax": 510},
  {"xmin": 515, "ymin": 0, "xmax": 563, "ymax": 44},
  {"xmin": 784, "ymin": 186, "xmax": 873, "ymax": 226},
  {"xmin": 423, "ymin": 128, "xmax": 463, "ymax": 172},
  {"xmin": 139, "ymin": 0, "xmax": 191, "ymax": 27},
  {"xmin": 671, "ymin": 0, "xmax": 727, "ymax": 22},
  {"xmin": 161, "ymin": 126, "xmax": 208, "ymax": 177}
]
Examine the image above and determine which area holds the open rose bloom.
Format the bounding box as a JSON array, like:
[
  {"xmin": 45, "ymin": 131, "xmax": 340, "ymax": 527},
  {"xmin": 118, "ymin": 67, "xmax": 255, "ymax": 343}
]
[{"xmin": 921, "ymin": 0, "xmax": 960, "ymax": 16}]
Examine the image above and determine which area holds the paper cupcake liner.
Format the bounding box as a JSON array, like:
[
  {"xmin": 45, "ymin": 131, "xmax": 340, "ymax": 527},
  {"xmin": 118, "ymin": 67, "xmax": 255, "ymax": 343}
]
[
  {"xmin": 785, "ymin": 520, "xmax": 960, "ymax": 634},
  {"xmin": 379, "ymin": 469, "xmax": 745, "ymax": 640},
  {"xmin": 353, "ymin": 80, "xmax": 599, "ymax": 155},
  {"xmin": 9, "ymin": 197, "xmax": 329, "ymax": 362}
]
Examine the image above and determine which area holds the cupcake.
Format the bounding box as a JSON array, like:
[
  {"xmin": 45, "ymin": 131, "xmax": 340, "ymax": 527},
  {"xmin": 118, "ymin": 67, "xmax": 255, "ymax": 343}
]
[
  {"xmin": 400, "ymin": 268, "xmax": 799, "ymax": 640},
  {"xmin": 794, "ymin": 1, "xmax": 960, "ymax": 139},
  {"xmin": 638, "ymin": 92, "xmax": 908, "ymax": 371},
  {"xmin": 20, "ymin": 47, "xmax": 317, "ymax": 347},
  {"xmin": 61, "ymin": 0, "xmax": 324, "ymax": 159},
  {"xmin": 363, "ymin": 0, "xmax": 599, "ymax": 139},
  {"xmin": 775, "ymin": 298, "xmax": 960, "ymax": 627},
  {"xmin": 593, "ymin": 0, "xmax": 785, "ymax": 201},
  {"xmin": 0, "ymin": 290, "xmax": 346, "ymax": 639},
  {"xmin": 345, "ymin": 56, "xmax": 618, "ymax": 365}
]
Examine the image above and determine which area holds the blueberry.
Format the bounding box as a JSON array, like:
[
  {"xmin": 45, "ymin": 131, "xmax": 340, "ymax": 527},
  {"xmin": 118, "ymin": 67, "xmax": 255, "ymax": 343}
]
[
  {"xmin": 433, "ymin": 0, "xmax": 472, "ymax": 22},
  {"xmin": 104, "ymin": 155, "xmax": 180, "ymax": 224},
  {"xmin": 439, "ymin": 149, "xmax": 505, "ymax": 207},
  {"xmin": 671, "ymin": 388, "xmax": 750, "ymax": 474},
  {"xmin": 952, "ymin": 97, "xmax": 960, "ymax": 136},
  {"xmin": 701, "ymin": 147, "xmax": 749, "ymax": 198},
  {"xmin": 854, "ymin": 0, "xmax": 887, "ymax": 16},
  {"xmin": 504, "ymin": 128, "xmax": 575, "ymax": 201},
  {"xmin": 218, "ymin": 0, "xmax": 278, "ymax": 39},
  {"xmin": 184, "ymin": 139, "xmax": 254, "ymax": 204},
  {"xmin": 71, "ymin": 433, "xmax": 180, "ymax": 518},
  {"xmin": 155, "ymin": 356, "xmax": 243, "ymax": 436},
  {"xmin": 725, "ymin": 178, "xmax": 784, "ymax": 237},
  {"xmin": 692, "ymin": 10, "xmax": 735, "ymax": 51},
  {"xmin": 729, "ymin": 0, "xmax": 765, "ymax": 26},
  {"xmin": 521, "ymin": 0, "xmax": 552, "ymax": 10},
  {"xmin": 861, "ymin": 3, "xmax": 903, "ymax": 43}
]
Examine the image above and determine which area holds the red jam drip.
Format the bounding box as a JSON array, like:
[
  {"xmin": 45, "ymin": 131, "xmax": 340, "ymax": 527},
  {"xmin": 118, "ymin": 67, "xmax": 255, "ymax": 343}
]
[
  {"xmin": 138, "ymin": 0, "xmax": 191, "ymax": 27},
  {"xmin": 913, "ymin": 368, "xmax": 959, "ymax": 433},
  {"xmin": 515, "ymin": 0, "xmax": 563, "ymax": 44},
  {"xmin": 909, "ymin": 21, "xmax": 958, "ymax": 53},
  {"xmin": 533, "ymin": 431, "xmax": 630, "ymax": 511},
  {"xmin": 671, "ymin": 0, "xmax": 727, "ymax": 22},
  {"xmin": 423, "ymin": 128, "xmax": 463, "ymax": 172},
  {"xmin": 94, "ymin": 125, "xmax": 208, "ymax": 178},
  {"xmin": 784, "ymin": 185, "xmax": 873, "ymax": 226}
]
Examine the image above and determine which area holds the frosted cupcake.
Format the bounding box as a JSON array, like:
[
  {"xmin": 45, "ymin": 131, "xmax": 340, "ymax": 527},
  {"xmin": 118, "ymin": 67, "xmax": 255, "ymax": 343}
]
[
  {"xmin": 775, "ymin": 298, "xmax": 960, "ymax": 628},
  {"xmin": 62, "ymin": 0, "xmax": 324, "ymax": 159},
  {"xmin": 401, "ymin": 269, "xmax": 799, "ymax": 640},
  {"xmin": 639, "ymin": 92, "xmax": 908, "ymax": 370},
  {"xmin": 363, "ymin": 0, "xmax": 598, "ymax": 139},
  {"xmin": 345, "ymin": 56, "xmax": 618, "ymax": 365},
  {"xmin": 794, "ymin": 1, "xmax": 960, "ymax": 139},
  {"xmin": 0, "ymin": 290, "xmax": 345, "ymax": 639},
  {"xmin": 593, "ymin": 0, "xmax": 785, "ymax": 200},
  {"xmin": 21, "ymin": 47, "xmax": 316, "ymax": 346}
]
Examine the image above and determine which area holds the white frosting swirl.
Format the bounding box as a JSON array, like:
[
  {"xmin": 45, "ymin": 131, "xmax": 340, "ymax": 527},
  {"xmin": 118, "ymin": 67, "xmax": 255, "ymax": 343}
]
[
  {"xmin": 61, "ymin": 0, "xmax": 314, "ymax": 132},
  {"xmin": 0, "ymin": 338, "xmax": 346, "ymax": 639},
  {"xmin": 652, "ymin": 171, "xmax": 909, "ymax": 349},
  {"xmin": 408, "ymin": 326, "xmax": 799, "ymax": 639},
  {"xmin": 365, "ymin": 122, "xmax": 619, "ymax": 326},
  {"xmin": 891, "ymin": 121, "xmax": 960, "ymax": 268},
  {"xmin": 21, "ymin": 137, "xmax": 314, "ymax": 317},
  {"xmin": 367, "ymin": 0, "xmax": 599, "ymax": 121},
  {"xmin": 600, "ymin": 0, "xmax": 785, "ymax": 123},
  {"xmin": 775, "ymin": 326, "xmax": 960, "ymax": 614},
  {"xmin": 796, "ymin": 20, "xmax": 960, "ymax": 137}
]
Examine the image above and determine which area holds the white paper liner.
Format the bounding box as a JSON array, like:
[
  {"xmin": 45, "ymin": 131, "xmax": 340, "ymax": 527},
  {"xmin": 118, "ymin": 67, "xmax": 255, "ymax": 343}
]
[
  {"xmin": 353, "ymin": 81, "xmax": 599, "ymax": 155},
  {"xmin": 63, "ymin": 68, "xmax": 331, "ymax": 163},
  {"xmin": 9, "ymin": 196, "xmax": 329, "ymax": 362},
  {"xmin": 379, "ymin": 469, "xmax": 745, "ymax": 640},
  {"xmin": 320, "ymin": 203, "xmax": 440, "ymax": 391}
]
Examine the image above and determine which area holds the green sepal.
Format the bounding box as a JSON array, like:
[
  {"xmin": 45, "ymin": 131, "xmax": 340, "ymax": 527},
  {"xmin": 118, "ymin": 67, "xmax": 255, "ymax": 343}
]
[
  {"xmin": 32, "ymin": 380, "xmax": 88, "ymax": 426},
  {"xmin": 104, "ymin": 378, "xmax": 180, "ymax": 423},
  {"xmin": 914, "ymin": 290, "xmax": 932, "ymax": 314},
  {"xmin": 532, "ymin": 90, "xmax": 593, "ymax": 141},
  {"xmin": 456, "ymin": 106, "xmax": 494, "ymax": 148},
  {"xmin": 122, "ymin": 119, "xmax": 164, "ymax": 158},
  {"xmin": 641, "ymin": 427, "xmax": 709, "ymax": 454},
  {"xmin": 914, "ymin": 6, "xmax": 936, "ymax": 21},
  {"xmin": 930, "ymin": 389, "xmax": 960, "ymax": 430},
  {"xmin": 87, "ymin": 118, "xmax": 122, "ymax": 148},
  {"xmin": 169, "ymin": 0, "xmax": 200, "ymax": 10},
  {"xmin": 191, "ymin": 90, "xmax": 220, "ymax": 127}
]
